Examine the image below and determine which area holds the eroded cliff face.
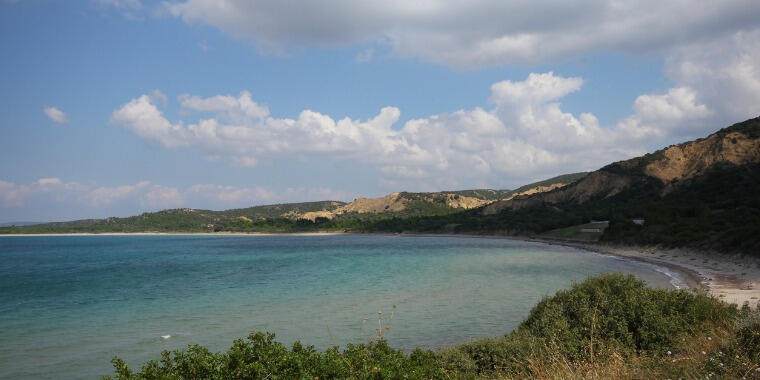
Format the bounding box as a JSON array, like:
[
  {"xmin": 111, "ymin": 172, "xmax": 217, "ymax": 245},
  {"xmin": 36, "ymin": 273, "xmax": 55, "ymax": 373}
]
[
  {"xmin": 644, "ymin": 132, "xmax": 760, "ymax": 182},
  {"xmin": 296, "ymin": 192, "xmax": 491, "ymax": 221},
  {"xmin": 443, "ymin": 194, "xmax": 492, "ymax": 209},
  {"xmin": 339, "ymin": 192, "xmax": 409, "ymax": 214},
  {"xmin": 482, "ymin": 171, "xmax": 632, "ymax": 214},
  {"xmin": 482, "ymin": 122, "xmax": 760, "ymax": 215}
]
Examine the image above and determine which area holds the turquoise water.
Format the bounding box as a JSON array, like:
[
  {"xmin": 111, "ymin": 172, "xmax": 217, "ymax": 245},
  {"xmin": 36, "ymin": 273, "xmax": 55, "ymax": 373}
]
[{"xmin": 0, "ymin": 234, "xmax": 675, "ymax": 379}]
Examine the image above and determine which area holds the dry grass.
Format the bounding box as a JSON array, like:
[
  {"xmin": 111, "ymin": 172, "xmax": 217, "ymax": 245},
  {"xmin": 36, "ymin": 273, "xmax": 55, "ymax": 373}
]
[{"xmin": 491, "ymin": 322, "xmax": 760, "ymax": 379}]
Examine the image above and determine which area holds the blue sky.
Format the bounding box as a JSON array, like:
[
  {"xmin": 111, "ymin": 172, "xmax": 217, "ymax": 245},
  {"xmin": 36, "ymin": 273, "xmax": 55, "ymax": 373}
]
[{"xmin": 1, "ymin": 0, "xmax": 759, "ymax": 222}]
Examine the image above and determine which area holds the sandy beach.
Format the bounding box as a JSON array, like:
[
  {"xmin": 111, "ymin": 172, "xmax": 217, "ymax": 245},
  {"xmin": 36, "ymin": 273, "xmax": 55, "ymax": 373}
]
[{"xmin": 542, "ymin": 239, "xmax": 760, "ymax": 306}]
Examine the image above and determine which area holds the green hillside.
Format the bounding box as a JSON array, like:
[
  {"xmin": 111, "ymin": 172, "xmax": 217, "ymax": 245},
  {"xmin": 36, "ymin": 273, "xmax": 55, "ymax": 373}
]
[
  {"xmin": 513, "ymin": 172, "xmax": 588, "ymax": 193},
  {"xmin": 3, "ymin": 116, "xmax": 759, "ymax": 254},
  {"xmin": 0, "ymin": 177, "xmax": 576, "ymax": 234},
  {"xmin": 352, "ymin": 117, "xmax": 760, "ymax": 253},
  {"xmin": 0, "ymin": 201, "xmax": 346, "ymax": 234}
]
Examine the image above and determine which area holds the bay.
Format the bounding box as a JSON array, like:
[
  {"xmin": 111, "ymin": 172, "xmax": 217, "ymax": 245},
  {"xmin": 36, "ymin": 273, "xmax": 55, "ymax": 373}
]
[{"xmin": 0, "ymin": 234, "xmax": 675, "ymax": 379}]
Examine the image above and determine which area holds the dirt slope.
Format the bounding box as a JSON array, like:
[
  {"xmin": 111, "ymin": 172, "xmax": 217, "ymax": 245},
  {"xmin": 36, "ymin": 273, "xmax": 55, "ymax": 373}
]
[{"xmin": 483, "ymin": 117, "xmax": 760, "ymax": 215}]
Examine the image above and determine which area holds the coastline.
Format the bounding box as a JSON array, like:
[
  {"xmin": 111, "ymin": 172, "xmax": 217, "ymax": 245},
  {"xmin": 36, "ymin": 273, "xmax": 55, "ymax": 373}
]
[
  {"xmin": 0, "ymin": 232, "xmax": 348, "ymax": 237},
  {"xmin": 2, "ymin": 230, "xmax": 758, "ymax": 306},
  {"xmin": 516, "ymin": 236, "xmax": 760, "ymax": 306},
  {"xmin": 401, "ymin": 232, "xmax": 760, "ymax": 306}
]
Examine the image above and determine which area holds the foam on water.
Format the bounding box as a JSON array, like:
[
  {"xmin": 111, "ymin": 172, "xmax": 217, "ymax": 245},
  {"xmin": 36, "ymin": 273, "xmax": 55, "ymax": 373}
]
[{"xmin": 0, "ymin": 234, "xmax": 675, "ymax": 379}]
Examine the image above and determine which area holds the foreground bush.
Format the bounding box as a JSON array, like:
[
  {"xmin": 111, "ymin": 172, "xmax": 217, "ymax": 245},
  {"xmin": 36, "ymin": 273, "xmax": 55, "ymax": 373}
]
[{"xmin": 105, "ymin": 274, "xmax": 759, "ymax": 379}]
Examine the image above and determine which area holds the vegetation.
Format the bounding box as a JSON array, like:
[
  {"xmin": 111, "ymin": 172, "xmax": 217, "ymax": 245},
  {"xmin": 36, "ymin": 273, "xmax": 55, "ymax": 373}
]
[
  {"xmin": 539, "ymin": 222, "xmax": 608, "ymax": 241},
  {"xmin": 103, "ymin": 274, "xmax": 760, "ymax": 379},
  {"xmin": 446, "ymin": 189, "xmax": 515, "ymax": 201},
  {"xmin": 3, "ymin": 118, "xmax": 759, "ymax": 255},
  {"xmin": 512, "ymin": 172, "xmax": 588, "ymax": 193},
  {"xmin": 4, "ymin": 158, "xmax": 758, "ymax": 253},
  {"xmin": 442, "ymin": 172, "xmax": 588, "ymax": 201},
  {"xmin": 0, "ymin": 201, "xmax": 346, "ymax": 234}
]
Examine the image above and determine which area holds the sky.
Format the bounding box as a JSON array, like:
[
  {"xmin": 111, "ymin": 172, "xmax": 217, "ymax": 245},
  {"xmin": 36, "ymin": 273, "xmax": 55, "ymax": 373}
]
[{"xmin": 1, "ymin": 0, "xmax": 759, "ymax": 223}]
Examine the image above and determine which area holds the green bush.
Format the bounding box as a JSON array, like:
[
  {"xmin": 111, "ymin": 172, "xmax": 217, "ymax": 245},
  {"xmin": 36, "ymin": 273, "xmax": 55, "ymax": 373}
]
[
  {"xmin": 103, "ymin": 275, "xmax": 739, "ymax": 379},
  {"xmin": 516, "ymin": 274, "xmax": 734, "ymax": 360}
]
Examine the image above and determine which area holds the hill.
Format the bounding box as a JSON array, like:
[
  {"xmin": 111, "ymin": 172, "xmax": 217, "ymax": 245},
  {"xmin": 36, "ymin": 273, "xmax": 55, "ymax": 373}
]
[
  {"xmin": 512, "ymin": 172, "xmax": 589, "ymax": 193},
  {"xmin": 0, "ymin": 201, "xmax": 346, "ymax": 233},
  {"xmin": 0, "ymin": 176, "xmax": 581, "ymax": 233},
  {"xmin": 4, "ymin": 116, "xmax": 758, "ymax": 252},
  {"xmin": 362, "ymin": 116, "xmax": 760, "ymax": 253}
]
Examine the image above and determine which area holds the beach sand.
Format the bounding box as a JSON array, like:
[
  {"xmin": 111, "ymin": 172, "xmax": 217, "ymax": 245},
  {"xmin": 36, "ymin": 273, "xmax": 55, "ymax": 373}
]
[{"xmin": 545, "ymin": 240, "xmax": 760, "ymax": 306}]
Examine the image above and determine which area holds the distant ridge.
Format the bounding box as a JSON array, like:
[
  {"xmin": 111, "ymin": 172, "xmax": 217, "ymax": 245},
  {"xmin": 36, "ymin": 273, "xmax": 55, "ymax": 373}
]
[
  {"xmin": 0, "ymin": 176, "xmax": 578, "ymax": 233},
  {"xmin": 0, "ymin": 221, "xmax": 43, "ymax": 227},
  {"xmin": 3, "ymin": 116, "xmax": 759, "ymax": 254}
]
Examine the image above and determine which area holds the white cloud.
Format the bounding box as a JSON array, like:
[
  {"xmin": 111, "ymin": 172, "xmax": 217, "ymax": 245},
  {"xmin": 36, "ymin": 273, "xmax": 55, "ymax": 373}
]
[
  {"xmin": 355, "ymin": 48, "xmax": 375, "ymax": 64},
  {"xmin": 36, "ymin": 177, "xmax": 62, "ymax": 186},
  {"xmin": 95, "ymin": 0, "xmax": 141, "ymax": 10},
  {"xmin": 0, "ymin": 180, "xmax": 26, "ymax": 207},
  {"xmin": 164, "ymin": 0, "xmax": 760, "ymax": 68},
  {"xmin": 231, "ymin": 156, "xmax": 257, "ymax": 168},
  {"xmin": 43, "ymin": 106, "xmax": 68, "ymax": 124},
  {"xmin": 110, "ymin": 95, "xmax": 188, "ymax": 148},
  {"xmin": 188, "ymin": 184, "xmax": 277, "ymax": 203},
  {"xmin": 113, "ymin": 71, "xmax": 714, "ymax": 188},
  {"xmin": 615, "ymin": 87, "xmax": 712, "ymax": 140},
  {"xmin": 665, "ymin": 29, "xmax": 760, "ymax": 126},
  {"xmin": 0, "ymin": 178, "xmax": 350, "ymax": 221},
  {"xmin": 141, "ymin": 186, "xmax": 183, "ymax": 208},
  {"xmin": 0, "ymin": 178, "xmax": 84, "ymax": 208},
  {"xmin": 179, "ymin": 91, "xmax": 269, "ymax": 119},
  {"xmin": 198, "ymin": 39, "xmax": 209, "ymax": 52},
  {"xmin": 84, "ymin": 181, "xmax": 151, "ymax": 207},
  {"xmin": 490, "ymin": 72, "xmax": 583, "ymax": 104}
]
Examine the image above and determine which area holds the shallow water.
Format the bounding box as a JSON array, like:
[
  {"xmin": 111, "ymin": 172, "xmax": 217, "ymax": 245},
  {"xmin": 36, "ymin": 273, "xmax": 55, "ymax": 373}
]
[{"xmin": 0, "ymin": 234, "xmax": 674, "ymax": 379}]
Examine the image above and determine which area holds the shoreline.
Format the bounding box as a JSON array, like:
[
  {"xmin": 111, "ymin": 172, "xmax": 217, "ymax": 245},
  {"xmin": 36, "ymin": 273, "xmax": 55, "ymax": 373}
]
[
  {"xmin": 514, "ymin": 236, "xmax": 760, "ymax": 306},
  {"xmin": 2, "ymin": 231, "xmax": 758, "ymax": 305},
  {"xmin": 401, "ymin": 232, "xmax": 760, "ymax": 306},
  {"xmin": 0, "ymin": 232, "xmax": 347, "ymax": 237}
]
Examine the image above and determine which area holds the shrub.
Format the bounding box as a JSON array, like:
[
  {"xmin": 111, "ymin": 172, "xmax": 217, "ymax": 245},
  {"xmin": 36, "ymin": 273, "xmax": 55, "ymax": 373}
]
[
  {"xmin": 103, "ymin": 274, "xmax": 740, "ymax": 379},
  {"xmin": 516, "ymin": 274, "xmax": 734, "ymax": 360}
]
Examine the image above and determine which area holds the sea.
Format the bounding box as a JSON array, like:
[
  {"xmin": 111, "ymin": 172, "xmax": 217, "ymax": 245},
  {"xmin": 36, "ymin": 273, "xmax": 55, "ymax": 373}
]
[{"xmin": 0, "ymin": 234, "xmax": 681, "ymax": 379}]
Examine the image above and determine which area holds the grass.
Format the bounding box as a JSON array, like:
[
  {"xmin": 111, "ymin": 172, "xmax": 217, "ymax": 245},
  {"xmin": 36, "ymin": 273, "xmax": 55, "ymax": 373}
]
[
  {"xmin": 102, "ymin": 274, "xmax": 760, "ymax": 379},
  {"xmin": 539, "ymin": 222, "xmax": 609, "ymax": 242}
]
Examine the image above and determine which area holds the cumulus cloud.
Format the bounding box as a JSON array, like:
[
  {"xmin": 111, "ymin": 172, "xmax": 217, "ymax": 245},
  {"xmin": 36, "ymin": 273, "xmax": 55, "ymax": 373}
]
[
  {"xmin": 43, "ymin": 106, "xmax": 68, "ymax": 124},
  {"xmin": 188, "ymin": 184, "xmax": 277, "ymax": 203},
  {"xmin": 84, "ymin": 181, "xmax": 151, "ymax": 207},
  {"xmin": 36, "ymin": 177, "xmax": 62, "ymax": 186},
  {"xmin": 0, "ymin": 177, "xmax": 348, "ymax": 222},
  {"xmin": 665, "ymin": 29, "xmax": 760, "ymax": 126},
  {"xmin": 142, "ymin": 186, "xmax": 184, "ymax": 208},
  {"xmin": 0, "ymin": 180, "xmax": 25, "ymax": 207},
  {"xmin": 164, "ymin": 0, "xmax": 760, "ymax": 68},
  {"xmin": 111, "ymin": 71, "xmax": 718, "ymax": 188},
  {"xmin": 490, "ymin": 72, "xmax": 583, "ymax": 104},
  {"xmin": 616, "ymin": 87, "xmax": 712, "ymax": 140},
  {"xmin": 0, "ymin": 178, "xmax": 83, "ymax": 208}
]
